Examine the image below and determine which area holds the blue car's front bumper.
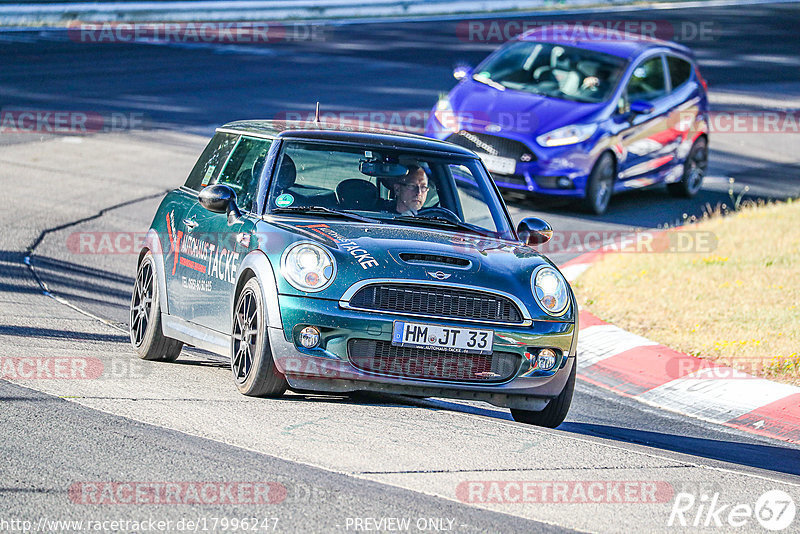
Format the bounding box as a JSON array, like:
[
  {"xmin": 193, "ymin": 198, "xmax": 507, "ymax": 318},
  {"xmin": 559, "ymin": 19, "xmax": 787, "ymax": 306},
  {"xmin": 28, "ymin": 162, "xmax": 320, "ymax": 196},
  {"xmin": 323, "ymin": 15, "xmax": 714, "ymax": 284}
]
[{"xmin": 426, "ymin": 118, "xmax": 596, "ymax": 198}]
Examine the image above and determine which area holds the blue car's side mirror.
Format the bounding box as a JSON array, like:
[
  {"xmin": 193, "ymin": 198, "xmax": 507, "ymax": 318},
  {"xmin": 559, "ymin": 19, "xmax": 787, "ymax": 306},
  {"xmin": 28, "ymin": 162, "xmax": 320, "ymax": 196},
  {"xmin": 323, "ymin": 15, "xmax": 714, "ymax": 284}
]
[{"xmin": 629, "ymin": 100, "xmax": 655, "ymax": 115}]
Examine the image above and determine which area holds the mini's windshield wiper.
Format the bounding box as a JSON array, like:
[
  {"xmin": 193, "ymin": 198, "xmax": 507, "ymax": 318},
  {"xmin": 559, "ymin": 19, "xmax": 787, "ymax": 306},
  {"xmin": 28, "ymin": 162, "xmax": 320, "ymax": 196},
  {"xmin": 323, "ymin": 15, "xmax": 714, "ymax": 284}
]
[
  {"xmin": 393, "ymin": 215, "xmax": 493, "ymax": 237},
  {"xmin": 271, "ymin": 206, "xmax": 380, "ymax": 224}
]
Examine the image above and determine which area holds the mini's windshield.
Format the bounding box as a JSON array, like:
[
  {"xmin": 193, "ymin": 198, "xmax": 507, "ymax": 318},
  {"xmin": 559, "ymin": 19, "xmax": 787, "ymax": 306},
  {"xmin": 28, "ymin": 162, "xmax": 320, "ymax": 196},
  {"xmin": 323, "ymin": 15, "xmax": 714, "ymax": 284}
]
[
  {"xmin": 267, "ymin": 141, "xmax": 513, "ymax": 238},
  {"xmin": 475, "ymin": 41, "xmax": 627, "ymax": 103}
]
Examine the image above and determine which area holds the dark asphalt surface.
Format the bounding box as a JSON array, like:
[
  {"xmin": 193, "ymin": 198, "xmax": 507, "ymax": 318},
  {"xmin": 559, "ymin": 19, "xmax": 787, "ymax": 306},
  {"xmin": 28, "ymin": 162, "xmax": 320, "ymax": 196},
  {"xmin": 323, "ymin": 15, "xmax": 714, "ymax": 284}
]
[{"xmin": 2, "ymin": 2, "xmax": 800, "ymax": 530}]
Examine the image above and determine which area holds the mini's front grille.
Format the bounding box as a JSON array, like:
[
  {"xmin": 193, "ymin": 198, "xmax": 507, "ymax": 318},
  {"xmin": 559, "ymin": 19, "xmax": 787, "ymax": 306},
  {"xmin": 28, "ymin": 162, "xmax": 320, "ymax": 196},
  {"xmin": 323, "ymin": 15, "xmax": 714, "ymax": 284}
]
[
  {"xmin": 398, "ymin": 252, "xmax": 471, "ymax": 268},
  {"xmin": 446, "ymin": 131, "xmax": 535, "ymax": 162},
  {"xmin": 347, "ymin": 284, "xmax": 523, "ymax": 323},
  {"xmin": 348, "ymin": 339, "xmax": 519, "ymax": 382}
]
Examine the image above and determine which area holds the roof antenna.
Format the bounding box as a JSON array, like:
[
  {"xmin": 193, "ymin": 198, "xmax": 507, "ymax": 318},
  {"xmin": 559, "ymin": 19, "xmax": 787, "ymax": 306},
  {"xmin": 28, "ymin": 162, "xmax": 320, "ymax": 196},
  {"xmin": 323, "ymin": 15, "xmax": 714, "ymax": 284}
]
[{"xmin": 314, "ymin": 101, "xmax": 320, "ymax": 123}]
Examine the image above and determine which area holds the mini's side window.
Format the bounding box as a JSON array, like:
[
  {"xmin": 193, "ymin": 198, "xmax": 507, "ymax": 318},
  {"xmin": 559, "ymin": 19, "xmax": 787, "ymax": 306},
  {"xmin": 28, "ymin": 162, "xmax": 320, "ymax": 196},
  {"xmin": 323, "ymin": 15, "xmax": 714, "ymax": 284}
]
[
  {"xmin": 183, "ymin": 132, "xmax": 238, "ymax": 191},
  {"xmin": 667, "ymin": 56, "xmax": 692, "ymax": 90},
  {"xmin": 214, "ymin": 136, "xmax": 273, "ymax": 212},
  {"xmin": 626, "ymin": 56, "xmax": 667, "ymax": 102}
]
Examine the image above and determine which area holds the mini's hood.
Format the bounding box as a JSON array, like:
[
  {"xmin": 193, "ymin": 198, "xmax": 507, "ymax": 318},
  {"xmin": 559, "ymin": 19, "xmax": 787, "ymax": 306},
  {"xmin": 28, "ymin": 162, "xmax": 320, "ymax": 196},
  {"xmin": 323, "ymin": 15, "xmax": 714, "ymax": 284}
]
[
  {"xmin": 449, "ymin": 79, "xmax": 605, "ymax": 137},
  {"xmin": 262, "ymin": 218, "xmax": 574, "ymax": 323}
]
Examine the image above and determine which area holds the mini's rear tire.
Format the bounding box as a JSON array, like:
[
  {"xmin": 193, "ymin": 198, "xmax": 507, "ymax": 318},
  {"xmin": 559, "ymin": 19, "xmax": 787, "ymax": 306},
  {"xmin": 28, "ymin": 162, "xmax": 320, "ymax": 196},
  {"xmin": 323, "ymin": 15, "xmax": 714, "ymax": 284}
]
[
  {"xmin": 130, "ymin": 252, "xmax": 183, "ymax": 362},
  {"xmin": 231, "ymin": 277, "xmax": 287, "ymax": 397},
  {"xmin": 510, "ymin": 361, "xmax": 575, "ymax": 428}
]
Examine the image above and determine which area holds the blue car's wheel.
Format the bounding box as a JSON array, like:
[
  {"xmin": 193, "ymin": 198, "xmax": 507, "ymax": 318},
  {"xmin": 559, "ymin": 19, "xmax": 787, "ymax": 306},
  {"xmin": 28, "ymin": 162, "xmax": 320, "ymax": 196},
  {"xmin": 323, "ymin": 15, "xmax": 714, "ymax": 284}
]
[
  {"xmin": 583, "ymin": 153, "xmax": 615, "ymax": 215},
  {"xmin": 668, "ymin": 137, "xmax": 707, "ymax": 198},
  {"xmin": 510, "ymin": 361, "xmax": 575, "ymax": 428},
  {"xmin": 231, "ymin": 277, "xmax": 287, "ymax": 397},
  {"xmin": 130, "ymin": 252, "xmax": 183, "ymax": 362}
]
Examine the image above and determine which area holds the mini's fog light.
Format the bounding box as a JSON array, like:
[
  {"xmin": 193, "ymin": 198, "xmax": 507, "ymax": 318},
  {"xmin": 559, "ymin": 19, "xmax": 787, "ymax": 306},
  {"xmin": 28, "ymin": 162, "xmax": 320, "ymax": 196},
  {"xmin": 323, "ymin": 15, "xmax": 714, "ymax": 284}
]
[
  {"xmin": 537, "ymin": 348, "xmax": 558, "ymax": 371},
  {"xmin": 299, "ymin": 326, "xmax": 320, "ymax": 349}
]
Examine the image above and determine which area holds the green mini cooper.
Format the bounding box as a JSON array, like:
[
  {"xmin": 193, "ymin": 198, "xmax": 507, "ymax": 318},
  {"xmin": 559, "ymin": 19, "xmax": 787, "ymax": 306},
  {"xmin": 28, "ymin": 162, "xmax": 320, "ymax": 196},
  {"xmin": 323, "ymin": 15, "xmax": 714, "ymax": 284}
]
[{"xmin": 130, "ymin": 120, "xmax": 578, "ymax": 427}]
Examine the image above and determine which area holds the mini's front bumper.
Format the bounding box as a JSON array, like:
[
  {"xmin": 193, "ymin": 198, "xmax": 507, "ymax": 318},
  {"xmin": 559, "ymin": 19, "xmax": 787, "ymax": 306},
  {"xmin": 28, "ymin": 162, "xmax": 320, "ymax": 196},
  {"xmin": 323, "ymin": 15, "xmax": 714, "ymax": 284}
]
[{"xmin": 269, "ymin": 295, "xmax": 577, "ymax": 410}]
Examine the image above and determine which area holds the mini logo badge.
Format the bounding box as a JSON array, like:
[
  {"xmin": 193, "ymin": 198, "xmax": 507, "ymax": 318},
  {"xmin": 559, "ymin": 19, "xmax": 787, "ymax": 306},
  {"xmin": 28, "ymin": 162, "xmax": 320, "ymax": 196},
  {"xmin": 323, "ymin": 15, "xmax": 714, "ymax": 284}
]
[{"xmin": 426, "ymin": 270, "xmax": 451, "ymax": 280}]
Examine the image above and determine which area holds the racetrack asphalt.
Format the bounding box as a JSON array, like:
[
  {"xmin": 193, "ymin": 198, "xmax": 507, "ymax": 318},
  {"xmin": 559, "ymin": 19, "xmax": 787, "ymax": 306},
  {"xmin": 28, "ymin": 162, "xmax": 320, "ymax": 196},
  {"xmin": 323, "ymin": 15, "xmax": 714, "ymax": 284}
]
[{"xmin": 1, "ymin": 2, "xmax": 800, "ymax": 532}]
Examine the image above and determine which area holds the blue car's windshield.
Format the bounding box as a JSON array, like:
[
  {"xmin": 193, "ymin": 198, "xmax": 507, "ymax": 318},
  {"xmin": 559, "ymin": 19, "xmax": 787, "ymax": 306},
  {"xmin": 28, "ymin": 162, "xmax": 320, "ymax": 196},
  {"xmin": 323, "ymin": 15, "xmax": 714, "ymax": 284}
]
[
  {"xmin": 475, "ymin": 41, "xmax": 627, "ymax": 103},
  {"xmin": 267, "ymin": 141, "xmax": 513, "ymax": 238}
]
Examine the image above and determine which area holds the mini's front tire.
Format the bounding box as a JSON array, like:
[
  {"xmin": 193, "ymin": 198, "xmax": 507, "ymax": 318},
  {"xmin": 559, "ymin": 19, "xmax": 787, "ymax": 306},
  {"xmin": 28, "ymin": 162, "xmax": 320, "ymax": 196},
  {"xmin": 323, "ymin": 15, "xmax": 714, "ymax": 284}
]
[
  {"xmin": 130, "ymin": 252, "xmax": 183, "ymax": 362},
  {"xmin": 510, "ymin": 361, "xmax": 575, "ymax": 428},
  {"xmin": 231, "ymin": 277, "xmax": 287, "ymax": 397}
]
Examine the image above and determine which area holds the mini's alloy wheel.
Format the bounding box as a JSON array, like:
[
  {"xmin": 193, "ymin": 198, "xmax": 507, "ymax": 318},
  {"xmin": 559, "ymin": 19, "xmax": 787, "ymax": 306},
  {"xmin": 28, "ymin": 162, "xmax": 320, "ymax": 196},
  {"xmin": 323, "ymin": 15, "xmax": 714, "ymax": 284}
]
[
  {"xmin": 130, "ymin": 252, "xmax": 182, "ymax": 361},
  {"xmin": 231, "ymin": 277, "xmax": 287, "ymax": 397},
  {"xmin": 668, "ymin": 137, "xmax": 708, "ymax": 198},
  {"xmin": 583, "ymin": 153, "xmax": 615, "ymax": 215}
]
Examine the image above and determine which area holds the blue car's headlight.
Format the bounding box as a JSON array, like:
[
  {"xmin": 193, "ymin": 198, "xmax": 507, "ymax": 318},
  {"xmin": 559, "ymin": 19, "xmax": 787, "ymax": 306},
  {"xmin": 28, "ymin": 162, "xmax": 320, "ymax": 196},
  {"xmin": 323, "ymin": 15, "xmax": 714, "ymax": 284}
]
[
  {"xmin": 433, "ymin": 97, "xmax": 459, "ymax": 133},
  {"xmin": 532, "ymin": 266, "xmax": 570, "ymax": 316},
  {"xmin": 536, "ymin": 123, "xmax": 598, "ymax": 147},
  {"xmin": 281, "ymin": 242, "xmax": 336, "ymax": 292}
]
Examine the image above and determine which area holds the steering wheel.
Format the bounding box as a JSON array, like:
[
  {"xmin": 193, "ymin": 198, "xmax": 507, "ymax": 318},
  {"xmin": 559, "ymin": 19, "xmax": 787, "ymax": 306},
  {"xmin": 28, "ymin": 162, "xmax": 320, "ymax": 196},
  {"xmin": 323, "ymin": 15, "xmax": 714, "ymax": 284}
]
[{"xmin": 417, "ymin": 206, "xmax": 461, "ymax": 223}]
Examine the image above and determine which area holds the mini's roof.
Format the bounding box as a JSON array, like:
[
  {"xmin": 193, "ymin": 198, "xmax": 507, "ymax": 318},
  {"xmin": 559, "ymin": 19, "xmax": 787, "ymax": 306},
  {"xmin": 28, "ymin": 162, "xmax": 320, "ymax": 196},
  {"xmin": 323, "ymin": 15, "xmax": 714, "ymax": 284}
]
[
  {"xmin": 518, "ymin": 25, "xmax": 693, "ymax": 60},
  {"xmin": 219, "ymin": 120, "xmax": 478, "ymax": 157}
]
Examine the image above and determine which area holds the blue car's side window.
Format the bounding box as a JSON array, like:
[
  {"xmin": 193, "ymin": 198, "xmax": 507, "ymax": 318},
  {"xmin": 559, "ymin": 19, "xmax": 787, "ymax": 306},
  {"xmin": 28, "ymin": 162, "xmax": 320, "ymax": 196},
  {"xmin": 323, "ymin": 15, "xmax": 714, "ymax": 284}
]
[{"xmin": 627, "ymin": 56, "xmax": 667, "ymax": 102}]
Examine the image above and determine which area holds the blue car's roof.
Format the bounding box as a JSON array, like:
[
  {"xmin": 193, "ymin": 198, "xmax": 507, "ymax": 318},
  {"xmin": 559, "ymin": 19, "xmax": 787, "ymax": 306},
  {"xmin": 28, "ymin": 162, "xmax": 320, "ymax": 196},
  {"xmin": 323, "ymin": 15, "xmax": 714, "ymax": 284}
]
[{"xmin": 519, "ymin": 25, "xmax": 693, "ymax": 60}]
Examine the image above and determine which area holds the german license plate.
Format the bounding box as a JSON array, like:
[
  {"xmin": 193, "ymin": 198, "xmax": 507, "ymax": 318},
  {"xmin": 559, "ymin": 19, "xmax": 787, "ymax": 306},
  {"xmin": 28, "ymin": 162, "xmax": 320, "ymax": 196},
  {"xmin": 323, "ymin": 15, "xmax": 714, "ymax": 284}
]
[
  {"xmin": 478, "ymin": 153, "xmax": 516, "ymax": 175},
  {"xmin": 392, "ymin": 321, "xmax": 493, "ymax": 355}
]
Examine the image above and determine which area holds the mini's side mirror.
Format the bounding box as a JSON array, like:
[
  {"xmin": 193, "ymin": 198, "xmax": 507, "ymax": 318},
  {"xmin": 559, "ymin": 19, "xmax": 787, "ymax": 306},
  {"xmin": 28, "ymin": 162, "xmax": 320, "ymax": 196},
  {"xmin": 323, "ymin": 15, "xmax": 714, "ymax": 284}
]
[
  {"xmin": 629, "ymin": 100, "xmax": 655, "ymax": 115},
  {"xmin": 453, "ymin": 65, "xmax": 473, "ymax": 80},
  {"xmin": 199, "ymin": 184, "xmax": 241, "ymax": 221},
  {"xmin": 517, "ymin": 217, "xmax": 553, "ymax": 246}
]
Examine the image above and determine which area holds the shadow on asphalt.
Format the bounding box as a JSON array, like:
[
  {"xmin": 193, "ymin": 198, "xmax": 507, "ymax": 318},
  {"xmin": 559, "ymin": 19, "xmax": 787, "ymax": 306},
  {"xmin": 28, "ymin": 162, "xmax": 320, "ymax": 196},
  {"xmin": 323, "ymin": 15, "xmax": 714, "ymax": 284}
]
[
  {"xmin": 560, "ymin": 422, "xmax": 800, "ymax": 477},
  {"xmin": 400, "ymin": 396, "xmax": 800, "ymax": 477}
]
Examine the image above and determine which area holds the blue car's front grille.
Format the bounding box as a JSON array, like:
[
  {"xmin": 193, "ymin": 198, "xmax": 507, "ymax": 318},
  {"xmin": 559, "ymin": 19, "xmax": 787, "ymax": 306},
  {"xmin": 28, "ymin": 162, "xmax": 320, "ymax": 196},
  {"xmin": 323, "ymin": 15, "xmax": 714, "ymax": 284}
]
[
  {"xmin": 348, "ymin": 284, "xmax": 524, "ymax": 323},
  {"xmin": 446, "ymin": 131, "xmax": 535, "ymax": 163},
  {"xmin": 348, "ymin": 339, "xmax": 520, "ymax": 383}
]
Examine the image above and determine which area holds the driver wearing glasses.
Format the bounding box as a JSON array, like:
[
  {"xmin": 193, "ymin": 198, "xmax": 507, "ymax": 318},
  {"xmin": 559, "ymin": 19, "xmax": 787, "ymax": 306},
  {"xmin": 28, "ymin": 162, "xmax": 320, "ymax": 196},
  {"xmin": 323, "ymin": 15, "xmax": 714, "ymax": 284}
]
[{"xmin": 392, "ymin": 165, "xmax": 430, "ymax": 216}]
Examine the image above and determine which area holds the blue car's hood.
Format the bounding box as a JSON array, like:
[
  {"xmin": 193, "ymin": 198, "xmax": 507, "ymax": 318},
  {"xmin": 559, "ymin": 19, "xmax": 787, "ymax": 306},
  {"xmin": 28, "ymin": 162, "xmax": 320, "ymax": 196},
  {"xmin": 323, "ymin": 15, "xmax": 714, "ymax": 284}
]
[{"xmin": 450, "ymin": 79, "xmax": 606, "ymax": 137}]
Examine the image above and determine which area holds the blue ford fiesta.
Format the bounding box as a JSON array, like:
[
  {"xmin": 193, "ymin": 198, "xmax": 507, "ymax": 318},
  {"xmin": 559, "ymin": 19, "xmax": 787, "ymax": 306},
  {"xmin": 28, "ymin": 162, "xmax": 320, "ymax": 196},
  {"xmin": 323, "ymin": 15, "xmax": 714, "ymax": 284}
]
[{"xmin": 426, "ymin": 25, "xmax": 710, "ymax": 214}]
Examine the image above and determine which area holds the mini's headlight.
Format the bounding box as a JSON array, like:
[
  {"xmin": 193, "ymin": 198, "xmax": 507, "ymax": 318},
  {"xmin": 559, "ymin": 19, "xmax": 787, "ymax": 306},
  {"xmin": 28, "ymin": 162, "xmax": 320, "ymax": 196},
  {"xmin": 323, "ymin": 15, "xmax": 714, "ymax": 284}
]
[
  {"xmin": 281, "ymin": 242, "xmax": 335, "ymax": 292},
  {"xmin": 533, "ymin": 267, "xmax": 569, "ymax": 315},
  {"xmin": 536, "ymin": 123, "xmax": 598, "ymax": 147}
]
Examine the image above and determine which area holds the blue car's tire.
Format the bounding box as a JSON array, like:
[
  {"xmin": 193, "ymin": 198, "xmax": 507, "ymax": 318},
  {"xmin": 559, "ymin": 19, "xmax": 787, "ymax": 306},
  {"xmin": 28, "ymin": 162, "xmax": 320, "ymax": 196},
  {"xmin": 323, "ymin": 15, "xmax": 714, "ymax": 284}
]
[
  {"xmin": 130, "ymin": 252, "xmax": 183, "ymax": 362},
  {"xmin": 583, "ymin": 153, "xmax": 615, "ymax": 215},
  {"xmin": 668, "ymin": 137, "xmax": 707, "ymax": 198},
  {"xmin": 231, "ymin": 277, "xmax": 287, "ymax": 397},
  {"xmin": 510, "ymin": 361, "xmax": 575, "ymax": 428}
]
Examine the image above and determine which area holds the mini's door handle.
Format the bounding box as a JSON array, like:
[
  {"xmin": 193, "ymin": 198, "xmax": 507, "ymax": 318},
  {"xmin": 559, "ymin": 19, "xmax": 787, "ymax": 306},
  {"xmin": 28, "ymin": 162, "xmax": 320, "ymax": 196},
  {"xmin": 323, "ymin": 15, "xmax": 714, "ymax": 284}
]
[{"xmin": 183, "ymin": 218, "xmax": 199, "ymax": 230}]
